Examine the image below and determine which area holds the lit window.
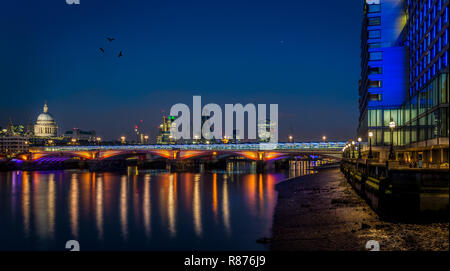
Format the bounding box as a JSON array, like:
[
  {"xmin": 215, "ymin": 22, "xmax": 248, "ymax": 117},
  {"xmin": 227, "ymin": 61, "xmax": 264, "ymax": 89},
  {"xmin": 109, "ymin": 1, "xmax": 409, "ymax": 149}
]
[
  {"xmin": 368, "ymin": 80, "xmax": 382, "ymax": 88},
  {"xmin": 368, "ymin": 30, "xmax": 381, "ymax": 39},
  {"xmin": 368, "ymin": 93, "xmax": 382, "ymax": 101},
  {"xmin": 368, "ymin": 42, "xmax": 382, "ymax": 48},
  {"xmin": 368, "ymin": 66, "xmax": 383, "ymax": 75},
  {"xmin": 368, "ymin": 16, "xmax": 381, "ymax": 26},
  {"xmin": 367, "ymin": 4, "xmax": 381, "ymax": 13},
  {"xmin": 369, "ymin": 51, "xmax": 383, "ymax": 60}
]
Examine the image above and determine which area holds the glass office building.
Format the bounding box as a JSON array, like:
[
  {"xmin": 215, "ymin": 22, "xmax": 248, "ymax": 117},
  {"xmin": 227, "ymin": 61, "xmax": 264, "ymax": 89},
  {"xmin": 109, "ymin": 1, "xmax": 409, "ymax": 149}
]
[{"xmin": 358, "ymin": 0, "xmax": 449, "ymax": 164}]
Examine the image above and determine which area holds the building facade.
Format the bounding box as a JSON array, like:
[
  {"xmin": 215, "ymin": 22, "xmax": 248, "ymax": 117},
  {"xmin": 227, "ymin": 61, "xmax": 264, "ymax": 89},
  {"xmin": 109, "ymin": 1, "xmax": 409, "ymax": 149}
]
[
  {"xmin": 157, "ymin": 116, "xmax": 176, "ymax": 144},
  {"xmin": 358, "ymin": 0, "xmax": 449, "ymax": 164},
  {"xmin": 0, "ymin": 136, "xmax": 29, "ymax": 155}
]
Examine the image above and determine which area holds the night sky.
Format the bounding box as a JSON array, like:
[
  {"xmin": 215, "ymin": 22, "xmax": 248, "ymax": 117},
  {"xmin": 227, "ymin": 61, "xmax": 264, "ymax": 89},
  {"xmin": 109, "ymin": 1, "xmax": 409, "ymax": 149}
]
[{"xmin": 0, "ymin": 0, "xmax": 363, "ymax": 142}]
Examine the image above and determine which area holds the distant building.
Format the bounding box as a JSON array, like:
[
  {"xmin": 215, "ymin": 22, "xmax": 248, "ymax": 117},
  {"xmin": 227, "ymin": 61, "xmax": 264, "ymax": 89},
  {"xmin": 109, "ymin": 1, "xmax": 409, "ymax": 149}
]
[
  {"xmin": 0, "ymin": 136, "xmax": 29, "ymax": 155},
  {"xmin": 157, "ymin": 116, "xmax": 176, "ymax": 144},
  {"xmin": 258, "ymin": 119, "xmax": 276, "ymax": 143},
  {"xmin": 64, "ymin": 128, "xmax": 97, "ymax": 142},
  {"xmin": 34, "ymin": 102, "xmax": 58, "ymax": 137}
]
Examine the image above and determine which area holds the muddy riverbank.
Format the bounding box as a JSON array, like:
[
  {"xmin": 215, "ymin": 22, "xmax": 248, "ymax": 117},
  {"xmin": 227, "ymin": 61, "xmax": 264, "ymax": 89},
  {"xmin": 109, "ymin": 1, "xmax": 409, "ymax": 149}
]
[{"xmin": 271, "ymin": 168, "xmax": 449, "ymax": 251}]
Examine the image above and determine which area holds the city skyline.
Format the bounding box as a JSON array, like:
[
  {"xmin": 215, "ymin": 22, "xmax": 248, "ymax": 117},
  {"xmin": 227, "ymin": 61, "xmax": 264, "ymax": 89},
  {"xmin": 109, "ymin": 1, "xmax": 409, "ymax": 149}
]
[{"xmin": 0, "ymin": 0, "xmax": 363, "ymax": 141}]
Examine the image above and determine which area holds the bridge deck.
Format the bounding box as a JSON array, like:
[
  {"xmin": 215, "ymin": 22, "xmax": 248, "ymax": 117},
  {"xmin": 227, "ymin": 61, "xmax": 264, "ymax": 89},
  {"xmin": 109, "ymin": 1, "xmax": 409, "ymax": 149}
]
[{"xmin": 31, "ymin": 142, "xmax": 346, "ymax": 152}]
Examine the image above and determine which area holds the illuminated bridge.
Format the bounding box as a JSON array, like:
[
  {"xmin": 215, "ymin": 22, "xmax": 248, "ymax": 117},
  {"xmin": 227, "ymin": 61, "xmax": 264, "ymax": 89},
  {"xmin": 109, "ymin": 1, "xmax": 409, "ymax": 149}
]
[{"xmin": 23, "ymin": 142, "xmax": 346, "ymax": 162}]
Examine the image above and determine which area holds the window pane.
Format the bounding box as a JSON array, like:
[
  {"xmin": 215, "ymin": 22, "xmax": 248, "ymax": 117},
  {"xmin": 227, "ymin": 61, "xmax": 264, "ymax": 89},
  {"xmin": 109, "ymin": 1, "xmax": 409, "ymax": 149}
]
[
  {"xmin": 368, "ymin": 66, "xmax": 383, "ymax": 74},
  {"xmin": 369, "ymin": 52, "xmax": 383, "ymax": 60},
  {"xmin": 368, "ymin": 4, "xmax": 381, "ymax": 13},
  {"xmin": 368, "ymin": 16, "xmax": 381, "ymax": 26},
  {"xmin": 368, "ymin": 30, "xmax": 381, "ymax": 39},
  {"xmin": 368, "ymin": 42, "xmax": 382, "ymax": 48}
]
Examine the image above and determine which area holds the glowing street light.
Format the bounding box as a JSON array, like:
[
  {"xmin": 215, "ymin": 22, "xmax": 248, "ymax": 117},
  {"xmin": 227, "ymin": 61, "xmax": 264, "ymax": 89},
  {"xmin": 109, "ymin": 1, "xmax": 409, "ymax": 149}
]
[
  {"xmin": 144, "ymin": 135, "xmax": 149, "ymax": 144},
  {"xmin": 351, "ymin": 141, "xmax": 356, "ymax": 159},
  {"xmin": 322, "ymin": 136, "xmax": 326, "ymax": 143},
  {"xmin": 357, "ymin": 137, "xmax": 362, "ymax": 158},
  {"xmin": 368, "ymin": 131, "xmax": 374, "ymax": 159},
  {"xmin": 389, "ymin": 118, "xmax": 396, "ymax": 160},
  {"xmin": 121, "ymin": 136, "xmax": 126, "ymax": 145},
  {"xmin": 289, "ymin": 135, "xmax": 293, "ymax": 143}
]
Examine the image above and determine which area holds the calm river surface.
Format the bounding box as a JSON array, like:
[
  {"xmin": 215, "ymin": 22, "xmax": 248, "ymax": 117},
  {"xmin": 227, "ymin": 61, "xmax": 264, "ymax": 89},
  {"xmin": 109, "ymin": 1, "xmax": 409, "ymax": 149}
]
[{"xmin": 0, "ymin": 162, "xmax": 314, "ymax": 251}]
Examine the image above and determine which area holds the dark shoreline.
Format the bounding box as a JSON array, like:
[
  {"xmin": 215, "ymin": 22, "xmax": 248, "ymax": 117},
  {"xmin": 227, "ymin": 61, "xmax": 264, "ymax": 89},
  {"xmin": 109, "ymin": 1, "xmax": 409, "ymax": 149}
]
[{"xmin": 270, "ymin": 168, "xmax": 449, "ymax": 251}]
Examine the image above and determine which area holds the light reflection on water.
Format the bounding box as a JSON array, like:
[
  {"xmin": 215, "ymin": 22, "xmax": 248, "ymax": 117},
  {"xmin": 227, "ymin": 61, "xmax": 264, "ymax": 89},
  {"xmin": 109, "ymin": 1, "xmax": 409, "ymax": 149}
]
[{"xmin": 0, "ymin": 161, "xmax": 315, "ymax": 251}]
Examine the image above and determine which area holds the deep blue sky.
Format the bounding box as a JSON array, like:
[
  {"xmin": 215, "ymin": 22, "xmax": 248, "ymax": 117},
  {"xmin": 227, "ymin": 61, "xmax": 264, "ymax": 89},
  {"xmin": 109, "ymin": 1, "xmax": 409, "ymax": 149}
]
[{"xmin": 0, "ymin": 0, "xmax": 363, "ymax": 142}]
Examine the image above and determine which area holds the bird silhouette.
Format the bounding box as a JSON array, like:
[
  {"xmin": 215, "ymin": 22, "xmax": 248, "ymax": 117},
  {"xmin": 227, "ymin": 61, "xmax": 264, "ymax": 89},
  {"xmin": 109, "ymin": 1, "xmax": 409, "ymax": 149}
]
[
  {"xmin": 118, "ymin": 51, "xmax": 123, "ymax": 58},
  {"xmin": 107, "ymin": 37, "xmax": 115, "ymax": 42},
  {"xmin": 99, "ymin": 48, "xmax": 105, "ymax": 53}
]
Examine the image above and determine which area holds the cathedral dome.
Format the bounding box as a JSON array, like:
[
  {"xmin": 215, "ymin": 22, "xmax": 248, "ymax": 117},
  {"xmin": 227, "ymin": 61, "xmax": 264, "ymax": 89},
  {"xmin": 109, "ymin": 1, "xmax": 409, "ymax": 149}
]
[
  {"xmin": 34, "ymin": 102, "xmax": 58, "ymax": 137},
  {"xmin": 37, "ymin": 112, "xmax": 55, "ymax": 122}
]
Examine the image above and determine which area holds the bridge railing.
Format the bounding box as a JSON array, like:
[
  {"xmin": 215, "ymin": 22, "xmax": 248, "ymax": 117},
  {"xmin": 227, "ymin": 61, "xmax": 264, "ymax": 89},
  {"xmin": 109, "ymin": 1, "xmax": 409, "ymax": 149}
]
[{"xmin": 32, "ymin": 142, "xmax": 347, "ymax": 152}]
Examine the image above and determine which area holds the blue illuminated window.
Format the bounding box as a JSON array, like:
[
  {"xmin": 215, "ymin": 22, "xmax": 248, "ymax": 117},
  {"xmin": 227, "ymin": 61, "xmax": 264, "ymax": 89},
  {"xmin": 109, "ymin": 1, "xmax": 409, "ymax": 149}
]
[
  {"xmin": 445, "ymin": 29, "xmax": 448, "ymax": 45},
  {"xmin": 368, "ymin": 30, "xmax": 381, "ymax": 39},
  {"xmin": 368, "ymin": 4, "xmax": 381, "ymax": 13},
  {"xmin": 368, "ymin": 66, "xmax": 383, "ymax": 75},
  {"xmin": 368, "ymin": 16, "xmax": 381, "ymax": 26},
  {"xmin": 445, "ymin": 7, "xmax": 448, "ymax": 23},
  {"xmin": 444, "ymin": 51, "xmax": 448, "ymax": 67},
  {"xmin": 368, "ymin": 42, "xmax": 382, "ymax": 48},
  {"xmin": 369, "ymin": 52, "xmax": 383, "ymax": 60}
]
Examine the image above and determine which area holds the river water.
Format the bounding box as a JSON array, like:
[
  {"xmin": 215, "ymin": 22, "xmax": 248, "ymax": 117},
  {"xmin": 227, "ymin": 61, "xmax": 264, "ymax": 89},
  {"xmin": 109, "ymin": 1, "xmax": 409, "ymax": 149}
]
[{"xmin": 0, "ymin": 162, "xmax": 315, "ymax": 251}]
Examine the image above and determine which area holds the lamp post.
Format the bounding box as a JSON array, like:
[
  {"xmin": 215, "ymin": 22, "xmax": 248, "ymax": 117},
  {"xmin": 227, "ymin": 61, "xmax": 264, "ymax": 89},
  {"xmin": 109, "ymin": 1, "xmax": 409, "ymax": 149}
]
[
  {"xmin": 144, "ymin": 135, "xmax": 149, "ymax": 144},
  {"xmin": 289, "ymin": 135, "xmax": 293, "ymax": 143},
  {"xmin": 351, "ymin": 141, "xmax": 356, "ymax": 159},
  {"xmin": 389, "ymin": 118, "xmax": 396, "ymax": 160},
  {"xmin": 96, "ymin": 137, "xmax": 102, "ymax": 146},
  {"xmin": 368, "ymin": 131, "xmax": 374, "ymax": 159},
  {"xmin": 357, "ymin": 137, "xmax": 362, "ymax": 158},
  {"xmin": 121, "ymin": 136, "xmax": 126, "ymax": 145}
]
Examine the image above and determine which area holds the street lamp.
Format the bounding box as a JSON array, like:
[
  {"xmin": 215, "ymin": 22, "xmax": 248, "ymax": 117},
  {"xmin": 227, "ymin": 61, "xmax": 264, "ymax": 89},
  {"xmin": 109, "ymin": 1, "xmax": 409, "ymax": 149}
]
[
  {"xmin": 389, "ymin": 118, "xmax": 396, "ymax": 160},
  {"xmin": 289, "ymin": 135, "xmax": 293, "ymax": 143},
  {"xmin": 351, "ymin": 141, "xmax": 356, "ymax": 159},
  {"xmin": 144, "ymin": 135, "xmax": 149, "ymax": 144},
  {"xmin": 357, "ymin": 137, "xmax": 362, "ymax": 158},
  {"xmin": 322, "ymin": 136, "xmax": 326, "ymax": 143},
  {"xmin": 121, "ymin": 136, "xmax": 126, "ymax": 145},
  {"xmin": 368, "ymin": 131, "xmax": 374, "ymax": 159},
  {"xmin": 96, "ymin": 137, "xmax": 102, "ymax": 146},
  {"xmin": 71, "ymin": 138, "xmax": 77, "ymax": 145}
]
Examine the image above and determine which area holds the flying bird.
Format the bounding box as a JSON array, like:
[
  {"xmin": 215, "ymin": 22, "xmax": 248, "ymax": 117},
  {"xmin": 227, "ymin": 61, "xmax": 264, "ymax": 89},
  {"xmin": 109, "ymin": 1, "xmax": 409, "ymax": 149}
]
[
  {"xmin": 118, "ymin": 51, "xmax": 123, "ymax": 58},
  {"xmin": 99, "ymin": 48, "xmax": 105, "ymax": 53},
  {"xmin": 107, "ymin": 37, "xmax": 115, "ymax": 42}
]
